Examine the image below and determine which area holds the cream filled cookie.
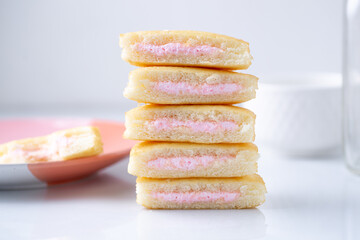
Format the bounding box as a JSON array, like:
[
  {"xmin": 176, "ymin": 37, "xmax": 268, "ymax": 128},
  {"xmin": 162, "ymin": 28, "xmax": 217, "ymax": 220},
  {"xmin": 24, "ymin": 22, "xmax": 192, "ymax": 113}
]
[
  {"xmin": 119, "ymin": 30, "xmax": 252, "ymax": 70},
  {"xmin": 0, "ymin": 127, "xmax": 103, "ymax": 164},
  {"xmin": 124, "ymin": 67, "xmax": 258, "ymax": 104},
  {"xmin": 128, "ymin": 142, "xmax": 258, "ymax": 178},
  {"xmin": 136, "ymin": 174, "xmax": 266, "ymax": 209},
  {"xmin": 124, "ymin": 105, "xmax": 255, "ymax": 143}
]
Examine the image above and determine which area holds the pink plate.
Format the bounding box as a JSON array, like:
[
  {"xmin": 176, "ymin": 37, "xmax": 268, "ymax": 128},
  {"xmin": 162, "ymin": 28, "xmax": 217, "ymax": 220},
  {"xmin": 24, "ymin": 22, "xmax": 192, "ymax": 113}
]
[{"xmin": 0, "ymin": 118, "xmax": 136, "ymax": 189}]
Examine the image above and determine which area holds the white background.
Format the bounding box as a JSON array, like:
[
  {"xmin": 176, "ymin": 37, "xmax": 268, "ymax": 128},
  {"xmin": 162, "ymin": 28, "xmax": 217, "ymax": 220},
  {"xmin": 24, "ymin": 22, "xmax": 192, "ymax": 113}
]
[{"xmin": 0, "ymin": 0, "xmax": 343, "ymax": 114}]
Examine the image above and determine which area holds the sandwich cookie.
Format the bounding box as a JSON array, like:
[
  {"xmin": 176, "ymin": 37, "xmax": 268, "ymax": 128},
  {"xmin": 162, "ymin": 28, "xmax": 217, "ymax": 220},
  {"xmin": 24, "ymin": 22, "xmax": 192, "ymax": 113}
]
[
  {"xmin": 124, "ymin": 105, "xmax": 256, "ymax": 143},
  {"xmin": 124, "ymin": 67, "xmax": 258, "ymax": 104},
  {"xmin": 136, "ymin": 174, "xmax": 266, "ymax": 209},
  {"xmin": 119, "ymin": 30, "xmax": 252, "ymax": 70},
  {"xmin": 128, "ymin": 142, "xmax": 258, "ymax": 178},
  {"xmin": 0, "ymin": 127, "xmax": 103, "ymax": 164}
]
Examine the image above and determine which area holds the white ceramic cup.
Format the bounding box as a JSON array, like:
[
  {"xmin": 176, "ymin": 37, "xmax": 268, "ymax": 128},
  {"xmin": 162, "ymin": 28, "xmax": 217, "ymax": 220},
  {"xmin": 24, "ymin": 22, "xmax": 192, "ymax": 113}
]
[{"xmin": 242, "ymin": 73, "xmax": 342, "ymax": 156}]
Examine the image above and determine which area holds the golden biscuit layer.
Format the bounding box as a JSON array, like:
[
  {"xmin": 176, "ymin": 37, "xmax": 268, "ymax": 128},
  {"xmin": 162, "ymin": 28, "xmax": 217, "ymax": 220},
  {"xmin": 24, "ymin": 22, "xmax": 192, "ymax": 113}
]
[
  {"xmin": 124, "ymin": 105, "xmax": 255, "ymax": 143},
  {"xmin": 128, "ymin": 142, "xmax": 258, "ymax": 178},
  {"xmin": 124, "ymin": 67, "xmax": 258, "ymax": 104},
  {"xmin": 0, "ymin": 126, "xmax": 103, "ymax": 164},
  {"xmin": 119, "ymin": 30, "xmax": 252, "ymax": 70},
  {"xmin": 136, "ymin": 174, "xmax": 266, "ymax": 209}
]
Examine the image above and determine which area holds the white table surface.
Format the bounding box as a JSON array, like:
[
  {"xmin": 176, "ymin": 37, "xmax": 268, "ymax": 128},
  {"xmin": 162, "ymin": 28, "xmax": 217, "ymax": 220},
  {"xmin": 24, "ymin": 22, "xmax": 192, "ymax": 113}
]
[{"xmin": 1, "ymin": 148, "xmax": 359, "ymax": 240}]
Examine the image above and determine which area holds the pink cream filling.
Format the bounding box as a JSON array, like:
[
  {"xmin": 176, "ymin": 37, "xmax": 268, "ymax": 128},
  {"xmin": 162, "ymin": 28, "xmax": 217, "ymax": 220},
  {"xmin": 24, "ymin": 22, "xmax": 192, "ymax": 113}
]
[
  {"xmin": 132, "ymin": 43, "xmax": 223, "ymax": 56},
  {"xmin": 152, "ymin": 191, "xmax": 240, "ymax": 203},
  {"xmin": 9, "ymin": 147, "xmax": 54, "ymax": 162},
  {"xmin": 147, "ymin": 155, "xmax": 233, "ymax": 170},
  {"xmin": 3, "ymin": 136, "xmax": 72, "ymax": 163},
  {"xmin": 150, "ymin": 118, "xmax": 238, "ymax": 133},
  {"xmin": 153, "ymin": 82, "xmax": 242, "ymax": 95}
]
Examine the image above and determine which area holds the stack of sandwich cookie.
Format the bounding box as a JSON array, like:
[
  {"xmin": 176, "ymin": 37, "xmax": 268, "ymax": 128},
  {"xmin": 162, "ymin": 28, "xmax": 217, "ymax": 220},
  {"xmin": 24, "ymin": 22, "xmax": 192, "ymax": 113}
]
[{"xmin": 119, "ymin": 30, "xmax": 266, "ymax": 209}]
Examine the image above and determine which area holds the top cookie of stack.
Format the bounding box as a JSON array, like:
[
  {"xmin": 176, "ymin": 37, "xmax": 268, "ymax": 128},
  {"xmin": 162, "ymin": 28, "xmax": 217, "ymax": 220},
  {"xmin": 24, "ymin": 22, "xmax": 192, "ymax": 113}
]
[{"xmin": 120, "ymin": 30, "xmax": 252, "ymax": 70}]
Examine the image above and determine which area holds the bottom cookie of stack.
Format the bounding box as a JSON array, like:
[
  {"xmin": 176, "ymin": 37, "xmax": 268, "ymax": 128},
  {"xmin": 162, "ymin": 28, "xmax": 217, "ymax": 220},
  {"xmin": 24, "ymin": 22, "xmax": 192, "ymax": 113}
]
[{"xmin": 136, "ymin": 175, "xmax": 266, "ymax": 209}]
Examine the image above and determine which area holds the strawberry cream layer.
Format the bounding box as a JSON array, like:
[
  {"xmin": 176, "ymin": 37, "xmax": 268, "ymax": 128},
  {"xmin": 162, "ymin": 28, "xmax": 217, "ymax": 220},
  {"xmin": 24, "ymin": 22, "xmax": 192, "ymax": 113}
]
[
  {"xmin": 132, "ymin": 43, "xmax": 223, "ymax": 56},
  {"xmin": 150, "ymin": 118, "xmax": 238, "ymax": 133},
  {"xmin": 1, "ymin": 146, "xmax": 55, "ymax": 163},
  {"xmin": 0, "ymin": 136, "xmax": 72, "ymax": 163},
  {"xmin": 147, "ymin": 155, "xmax": 234, "ymax": 170},
  {"xmin": 152, "ymin": 191, "xmax": 240, "ymax": 203},
  {"xmin": 153, "ymin": 81, "xmax": 242, "ymax": 95}
]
